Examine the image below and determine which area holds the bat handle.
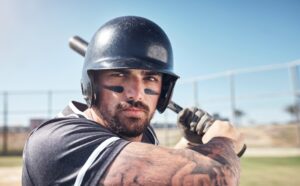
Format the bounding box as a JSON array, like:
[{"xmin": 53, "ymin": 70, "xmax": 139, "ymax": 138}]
[{"xmin": 167, "ymin": 101, "xmax": 183, "ymax": 113}]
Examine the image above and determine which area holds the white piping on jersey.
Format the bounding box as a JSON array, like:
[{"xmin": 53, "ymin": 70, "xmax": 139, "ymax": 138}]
[
  {"xmin": 67, "ymin": 114, "xmax": 81, "ymax": 118},
  {"xmin": 74, "ymin": 136, "xmax": 120, "ymax": 186},
  {"xmin": 56, "ymin": 101, "xmax": 88, "ymax": 118},
  {"xmin": 56, "ymin": 112, "xmax": 64, "ymax": 118},
  {"xmin": 69, "ymin": 101, "xmax": 89, "ymax": 118}
]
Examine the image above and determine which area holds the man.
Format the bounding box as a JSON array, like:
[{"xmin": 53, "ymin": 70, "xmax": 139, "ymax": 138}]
[{"xmin": 22, "ymin": 16, "xmax": 245, "ymax": 186}]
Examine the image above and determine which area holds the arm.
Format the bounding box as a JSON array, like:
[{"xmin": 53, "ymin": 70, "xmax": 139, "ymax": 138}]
[{"xmin": 99, "ymin": 137, "xmax": 239, "ymax": 186}]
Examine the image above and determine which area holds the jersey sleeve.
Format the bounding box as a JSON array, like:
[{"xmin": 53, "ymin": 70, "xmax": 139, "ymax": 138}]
[{"xmin": 22, "ymin": 117, "xmax": 130, "ymax": 186}]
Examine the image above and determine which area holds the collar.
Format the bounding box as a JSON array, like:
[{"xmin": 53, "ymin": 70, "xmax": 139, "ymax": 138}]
[
  {"xmin": 56, "ymin": 101, "xmax": 89, "ymax": 119},
  {"xmin": 56, "ymin": 101, "xmax": 159, "ymax": 145}
]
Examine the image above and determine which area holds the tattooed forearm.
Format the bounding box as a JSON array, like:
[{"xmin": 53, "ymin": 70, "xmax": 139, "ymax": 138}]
[
  {"xmin": 188, "ymin": 137, "xmax": 240, "ymax": 185},
  {"xmin": 99, "ymin": 138, "xmax": 240, "ymax": 186},
  {"xmin": 189, "ymin": 137, "xmax": 239, "ymax": 165}
]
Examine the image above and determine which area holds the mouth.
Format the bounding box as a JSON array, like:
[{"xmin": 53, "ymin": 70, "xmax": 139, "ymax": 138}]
[{"xmin": 121, "ymin": 107, "xmax": 147, "ymax": 117}]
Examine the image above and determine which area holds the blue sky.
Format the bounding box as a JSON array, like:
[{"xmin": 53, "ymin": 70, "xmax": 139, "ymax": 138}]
[{"xmin": 0, "ymin": 0, "xmax": 300, "ymax": 125}]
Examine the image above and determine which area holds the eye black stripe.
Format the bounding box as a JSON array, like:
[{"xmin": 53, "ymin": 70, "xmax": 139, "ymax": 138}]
[
  {"xmin": 144, "ymin": 88, "xmax": 160, "ymax": 95},
  {"xmin": 102, "ymin": 85, "xmax": 159, "ymax": 95},
  {"xmin": 102, "ymin": 85, "xmax": 124, "ymax": 93}
]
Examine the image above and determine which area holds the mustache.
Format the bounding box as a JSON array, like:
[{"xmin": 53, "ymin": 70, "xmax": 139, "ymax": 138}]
[{"xmin": 116, "ymin": 100, "xmax": 150, "ymax": 112}]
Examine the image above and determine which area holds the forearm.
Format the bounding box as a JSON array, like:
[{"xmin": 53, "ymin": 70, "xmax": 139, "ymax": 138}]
[
  {"xmin": 99, "ymin": 139, "xmax": 240, "ymax": 186},
  {"xmin": 176, "ymin": 137, "xmax": 240, "ymax": 185},
  {"xmin": 188, "ymin": 137, "xmax": 240, "ymax": 185},
  {"xmin": 189, "ymin": 137, "xmax": 238, "ymax": 162}
]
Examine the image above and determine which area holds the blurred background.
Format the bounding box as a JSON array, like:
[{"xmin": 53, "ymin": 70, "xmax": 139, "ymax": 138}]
[{"xmin": 0, "ymin": 0, "xmax": 300, "ymax": 185}]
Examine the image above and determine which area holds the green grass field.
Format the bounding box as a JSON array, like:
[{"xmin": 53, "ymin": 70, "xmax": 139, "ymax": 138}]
[
  {"xmin": 240, "ymin": 156, "xmax": 300, "ymax": 186},
  {"xmin": 0, "ymin": 156, "xmax": 22, "ymax": 167},
  {"xmin": 1, "ymin": 156, "xmax": 299, "ymax": 186}
]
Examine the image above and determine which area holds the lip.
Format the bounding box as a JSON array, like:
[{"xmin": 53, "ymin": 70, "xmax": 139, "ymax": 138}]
[{"xmin": 122, "ymin": 107, "xmax": 146, "ymax": 116}]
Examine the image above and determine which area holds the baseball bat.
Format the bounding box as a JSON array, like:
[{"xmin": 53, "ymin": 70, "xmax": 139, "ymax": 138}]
[{"xmin": 68, "ymin": 35, "xmax": 183, "ymax": 114}]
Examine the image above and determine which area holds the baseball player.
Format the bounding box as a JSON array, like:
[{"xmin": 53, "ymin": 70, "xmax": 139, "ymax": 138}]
[{"xmin": 22, "ymin": 16, "xmax": 245, "ymax": 186}]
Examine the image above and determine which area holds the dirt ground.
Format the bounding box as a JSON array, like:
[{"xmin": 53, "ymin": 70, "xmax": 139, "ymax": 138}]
[{"xmin": 0, "ymin": 167, "xmax": 22, "ymax": 186}]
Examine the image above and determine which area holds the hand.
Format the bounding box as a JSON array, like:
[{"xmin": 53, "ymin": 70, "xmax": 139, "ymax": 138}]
[{"xmin": 177, "ymin": 107, "xmax": 215, "ymax": 144}]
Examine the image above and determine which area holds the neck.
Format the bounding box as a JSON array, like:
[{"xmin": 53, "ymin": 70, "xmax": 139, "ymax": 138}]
[
  {"xmin": 122, "ymin": 135, "xmax": 143, "ymax": 142},
  {"xmin": 83, "ymin": 108, "xmax": 143, "ymax": 142},
  {"xmin": 84, "ymin": 108, "xmax": 106, "ymax": 127}
]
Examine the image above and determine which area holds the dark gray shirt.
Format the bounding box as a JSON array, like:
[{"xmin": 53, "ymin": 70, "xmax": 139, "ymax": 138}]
[{"xmin": 22, "ymin": 101, "xmax": 158, "ymax": 186}]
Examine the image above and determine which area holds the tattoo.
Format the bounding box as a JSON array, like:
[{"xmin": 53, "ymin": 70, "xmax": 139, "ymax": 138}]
[
  {"xmin": 188, "ymin": 137, "xmax": 240, "ymax": 185},
  {"xmin": 99, "ymin": 137, "xmax": 240, "ymax": 186}
]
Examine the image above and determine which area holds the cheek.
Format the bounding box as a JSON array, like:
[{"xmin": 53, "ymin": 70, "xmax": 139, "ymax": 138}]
[
  {"xmin": 146, "ymin": 95, "xmax": 160, "ymax": 112},
  {"xmin": 98, "ymin": 91, "xmax": 120, "ymax": 111}
]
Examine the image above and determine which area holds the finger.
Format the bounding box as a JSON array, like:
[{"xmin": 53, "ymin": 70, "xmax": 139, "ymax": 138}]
[
  {"xmin": 196, "ymin": 113, "xmax": 211, "ymax": 134},
  {"xmin": 188, "ymin": 107, "xmax": 202, "ymax": 130},
  {"xmin": 177, "ymin": 108, "xmax": 189, "ymax": 121},
  {"xmin": 190, "ymin": 107, "xmax": 198, "ymax": 119},
  {"xmin": 202, "ymin": 119, "xmax": 215, "ymax": 133},
  {"xmin": 178, "ymin": 108, "xmax": 194, "ymax": 127},
  {"xmin": 184, "ymin": 107, "xmax": 198, "ymax": 123},
  {"xmin": 193, "ymin": 109, "xmax": 205, "ymax": 122},
  {"xmin": 192, "ymin": 109, "xmax": 205, "ymax": 133},
  {"xmin": 190, "ymin": 121, "xmax": 197, "ymax": 132}
]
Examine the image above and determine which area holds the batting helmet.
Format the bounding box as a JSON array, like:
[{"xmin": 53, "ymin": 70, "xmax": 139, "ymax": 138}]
[{"xmin": 81, "ymin": 16, "xmax": 179, "ymax": 113}]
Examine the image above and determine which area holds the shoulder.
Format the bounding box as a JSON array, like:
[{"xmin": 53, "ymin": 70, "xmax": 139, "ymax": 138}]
[
  {"xmin": 34, "ymin": 117, "xmax": 111, "ymax": 136},
  {"xmin": 23, "ymin": 117, "xmax": 129, "ymax": 185},
  {"xmin": 26, "ymin": 117, "xmax": 121, "ymax": 156}
]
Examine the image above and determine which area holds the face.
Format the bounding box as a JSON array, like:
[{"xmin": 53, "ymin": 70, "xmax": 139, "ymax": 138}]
[{"xmin": 94, "ymin": 69, "xmax": 162, "ymax": 138}]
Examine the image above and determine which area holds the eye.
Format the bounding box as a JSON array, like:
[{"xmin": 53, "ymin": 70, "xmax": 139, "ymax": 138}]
[
  {"xmin": 145, "ymin": 76, "xmax": 158, "ymax": 82},
  {"xmin": 110, "ymin": 72, "xmax": 125, "ymax": 77}
]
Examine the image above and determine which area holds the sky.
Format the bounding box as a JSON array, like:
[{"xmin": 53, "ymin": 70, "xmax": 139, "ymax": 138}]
[{"xmin": 0, "ymin": 0, "xmax": 300, "ymax": 125}]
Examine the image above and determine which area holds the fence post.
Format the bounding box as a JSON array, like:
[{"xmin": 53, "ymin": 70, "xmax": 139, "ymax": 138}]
[
  {"xmin": 2, "ymin": 91, "xmax": 8, "ymax": 155},
  {"xmin": 193, "ymin": 80, "xmax": 199, "ymax": 107},
  {"xmin": 229, "ymin": 72, "xmax": 237, "ymax": 125},
  {"xmin": 289, "ymin": 65, "xmax": 300, "ymax": 146}
]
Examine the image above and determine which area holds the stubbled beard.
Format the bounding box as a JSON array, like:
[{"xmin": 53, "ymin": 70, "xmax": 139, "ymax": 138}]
[{"xmin": 96, "ymin": 100, "xmax": 153, "ymax": 138}]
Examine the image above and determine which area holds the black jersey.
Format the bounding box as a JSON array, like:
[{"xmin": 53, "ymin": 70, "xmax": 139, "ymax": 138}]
[{"xmin": 22, "ymin": 101, "xmax": 159, "ymax": 186}]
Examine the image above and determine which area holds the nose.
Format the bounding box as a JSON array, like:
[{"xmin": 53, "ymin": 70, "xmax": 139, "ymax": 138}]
[{"xmin": 124, "ymin": 78, "xmax": 144, "ymax": 101}]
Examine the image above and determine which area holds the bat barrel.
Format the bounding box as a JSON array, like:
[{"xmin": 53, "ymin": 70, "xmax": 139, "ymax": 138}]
[{"xmin": 69, "ymin": 36, "xmax": 88, "ymax": 57}]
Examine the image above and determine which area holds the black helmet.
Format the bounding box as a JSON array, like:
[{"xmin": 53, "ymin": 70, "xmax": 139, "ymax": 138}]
[{"xmin": 81, "ymin": 16, "xmax": 179, "ymax": 113}]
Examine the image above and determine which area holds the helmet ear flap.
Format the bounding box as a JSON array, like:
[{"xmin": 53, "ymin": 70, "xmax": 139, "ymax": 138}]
[
  {"xmin": 81, "ymin": 71, "xmax": 98, "ymax": 108},
  {"xmin": 81, "ymin": 81, "xmax": 93, "ymax": 107},
  {"xmin": 156, "ymin": 75, "xmax": 177, "ymax": 113}
]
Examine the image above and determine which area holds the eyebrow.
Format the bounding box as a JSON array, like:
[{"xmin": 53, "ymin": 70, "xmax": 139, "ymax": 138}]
[
  {"xmin": 110, "ymin": 69, "xmax": 129, "ymax": 73},
  {"xmin": 142, "ymin": 71, "xmax": 162, "ymax": 76},
  {"xmin": 110, "ymin": 69, "xmax": 162, "ymax": 76}
]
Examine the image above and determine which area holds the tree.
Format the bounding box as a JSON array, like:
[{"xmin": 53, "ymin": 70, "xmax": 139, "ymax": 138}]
[
  {"xmin": 234, "ymin": 109, "xmax": 245, "ymax": 126},
  {"xmin": 212, "ymin": 113, "xmax": 229, "ymax": 121},
  {"xmin": 285, "ymin": 104, "xmax": 300, "ymax": 122}
]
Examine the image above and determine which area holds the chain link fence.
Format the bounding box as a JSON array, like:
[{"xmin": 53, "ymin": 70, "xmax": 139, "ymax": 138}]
[{"xmin": 1, "ymin": 60, "xmax": 300, "ymax": 154}]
